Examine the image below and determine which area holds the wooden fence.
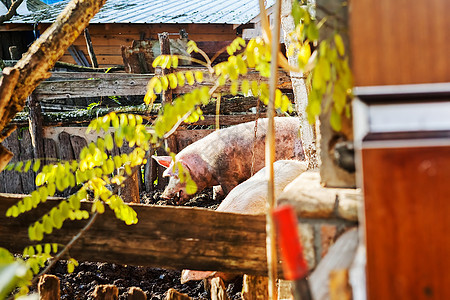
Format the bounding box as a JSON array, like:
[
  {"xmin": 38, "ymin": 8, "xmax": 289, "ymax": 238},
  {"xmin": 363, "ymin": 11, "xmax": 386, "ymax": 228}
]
[{"xmin": 1, "ymin": 67, "xmax": 292, "ymax": 195}]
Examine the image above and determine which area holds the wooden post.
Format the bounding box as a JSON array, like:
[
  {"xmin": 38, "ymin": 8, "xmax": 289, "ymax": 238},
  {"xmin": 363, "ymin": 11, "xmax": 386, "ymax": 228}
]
[
  {"xmin": 38, "ymin": 274, "xmax": 60, "ymax": 300},
  {"xmin": 241, "ymin": 275, "xmax": 268, "ymax": 300},
  {"xmin": 210, "ymin": 277, "xmax": 229, "ymax": 300},
  {"xmin": 128, "ymin": 287, "xmax": 147, "ymax": 300},
  {"xmin": 119, "ymin": 170, "xmax": 140, "ymax": 203},
  {"xmin": 158, "ymin": 32, "xmax": 173, "ymax": 105},
  {"xmin": 84, "ymin": 27, "xmax": 99, "ymax": 68},
  {"xmin": 264, "ymin": 0, "xmax": 282, "ymax": 298},
  {"xmin": 27, "ymin": 92, "xmax": 45, "ymax": 163},
  {"xmin": 92, "ymin": 284, "xmax": 118, "ymax": 300}
]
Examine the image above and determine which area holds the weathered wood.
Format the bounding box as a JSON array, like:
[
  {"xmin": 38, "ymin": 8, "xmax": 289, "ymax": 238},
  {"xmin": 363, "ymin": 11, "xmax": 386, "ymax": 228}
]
[
  {"xmin": 44, "ymin": 138, "xmax": 58, "ymax": 164},
  {"xmin": 241, "ymin": 275, "xmax": 269, "ymax": 300},
  {"xmin": 2, "ymin": 130, "xmax": 23, "ymax": 193},
  {"xmin": 70, "ymin": 135, "xmax": 88, "ymax": 159},
  {"xmin": 18, "ymin": 130, "xmax": 36, "ymax": 194},
  {"xmin": 128, "ymin": 287, "xmax": 147, "ymax": 300},
  {"xmin": 32, "ymin": 69, "xmax": 292, "ymax": 101},
  {"xmin": 121, "ymin": 40, "xmax": 154, "ymax": 74},
  {"xmin": 58, "ymin": 131, "xmax": 75, "ymax": 161},
  {"xmin": 84, "ymin": 28, "xmax": 99, "ymax": 68},
  {"xmin": 165, "ymin": 288, "xmax": 190, "ymax": 300},
  {"xmin": 210, "ymin": 277, "xmax": 229, "ymax": 300},
  {"xmin": 119, "ymin": 171, "xmax": 140, "ymax": 203},
  {"xmin": 0, "ymin": 0, "xmax": 109, "ymax": 135},
  {"xmin": 92, "ymin": 284, "xmax": 118, "ymax": 300},
  {"xmin": 159, "ymin": 32, "xmax": 173, "ymax": 105},
  {"xmin": 38, "ymin": 274, "xmax": 60, "ymax": 300},
  {"xmin": 0, "ymin": 194, "xmax": 270, "ymax": 275},
  {"xmin": 28, "ymin": 93, "xmax": 45, "ymax": 161},
  {"xmin": 155, "ymin": 147, "xmax": 169, "ymax": 190}
]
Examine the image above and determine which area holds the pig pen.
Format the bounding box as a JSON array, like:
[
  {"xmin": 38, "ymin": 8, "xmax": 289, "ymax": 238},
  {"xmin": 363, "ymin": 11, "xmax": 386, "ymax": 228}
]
[{"xmin": 0, "ymin": 70, "xmax": 306, "ymax": 298}]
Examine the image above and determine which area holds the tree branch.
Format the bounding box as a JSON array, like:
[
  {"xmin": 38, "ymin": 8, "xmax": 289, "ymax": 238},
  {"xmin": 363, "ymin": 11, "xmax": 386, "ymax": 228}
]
[
  {"xmin": 0, "ymin": 0, "xmax": 108, "ymax": 136},
  {"xmin": 0, "ymin": 0, "xmax": 25, "ymax": 24}
]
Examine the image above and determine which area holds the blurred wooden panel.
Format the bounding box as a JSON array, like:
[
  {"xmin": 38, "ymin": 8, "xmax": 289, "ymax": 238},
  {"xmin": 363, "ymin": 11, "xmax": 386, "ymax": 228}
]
[
  {"xmin": 362, "ymin": 145, "xmax": 450, "ymax": 299},
  {"xmin": 350, "ymin": 0, "xmax": 450, "ymax": 86}
]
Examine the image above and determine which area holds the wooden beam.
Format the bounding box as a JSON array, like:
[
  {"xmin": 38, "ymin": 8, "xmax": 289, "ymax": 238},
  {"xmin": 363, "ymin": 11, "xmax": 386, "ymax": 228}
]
[
  {"xmin": 33, "ymin": 69, "xmax": 292, "ymax": 101},
  {"xmin": 0, "ymin": 194, "xmax": 271, "ymax": 275},
  {"xmin": 84, "ymin": 28, "xmax": 99, "ymax": 68}
]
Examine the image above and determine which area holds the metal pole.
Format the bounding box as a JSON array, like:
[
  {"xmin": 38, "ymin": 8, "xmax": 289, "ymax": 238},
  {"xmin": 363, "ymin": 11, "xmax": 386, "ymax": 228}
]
[{"xmin": 266, "ymin": 0, "xmax": 282, "ymax": 299}]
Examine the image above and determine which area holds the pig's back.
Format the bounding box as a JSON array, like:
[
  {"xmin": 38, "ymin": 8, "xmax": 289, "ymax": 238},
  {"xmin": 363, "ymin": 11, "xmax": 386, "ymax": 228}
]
[{"xmin": 179, "ymin": 117, "xmax": 303, "ymax": 191}]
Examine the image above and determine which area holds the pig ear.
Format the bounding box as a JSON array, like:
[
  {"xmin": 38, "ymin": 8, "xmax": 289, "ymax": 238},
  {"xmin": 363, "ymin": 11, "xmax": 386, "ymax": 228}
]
[{"xmin": 152, "ymin": 155, "xmax": 173, "ymax": 168}]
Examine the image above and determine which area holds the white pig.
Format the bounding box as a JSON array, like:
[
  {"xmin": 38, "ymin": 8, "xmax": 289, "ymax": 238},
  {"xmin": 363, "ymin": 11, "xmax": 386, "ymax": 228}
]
[{"xmin": 180, "ymin": 160, "xmax": 308, "ymax": 284}]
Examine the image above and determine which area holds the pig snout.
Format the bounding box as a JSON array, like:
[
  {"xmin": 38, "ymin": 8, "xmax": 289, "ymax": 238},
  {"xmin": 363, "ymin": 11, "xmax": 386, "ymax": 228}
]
[{"xmin": 161, "ymin": 177, "xmax": 190, "ymax": 205}]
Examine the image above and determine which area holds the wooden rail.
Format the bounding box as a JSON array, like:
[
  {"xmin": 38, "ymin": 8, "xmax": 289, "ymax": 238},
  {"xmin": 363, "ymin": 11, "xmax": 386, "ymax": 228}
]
[
  {"xmin": 34, "ymin": 68, "xmax": 293, "ymax": 101},
  {"xmin": 0, "ymin": 194, "xmax": 273, "ymax": 276}
]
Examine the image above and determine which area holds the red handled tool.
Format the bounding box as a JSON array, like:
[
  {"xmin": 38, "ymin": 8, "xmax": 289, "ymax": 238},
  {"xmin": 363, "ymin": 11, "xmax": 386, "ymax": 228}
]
[{"xmin": 273, "ymin": 204, "xmax": 312, "ymax": 300}]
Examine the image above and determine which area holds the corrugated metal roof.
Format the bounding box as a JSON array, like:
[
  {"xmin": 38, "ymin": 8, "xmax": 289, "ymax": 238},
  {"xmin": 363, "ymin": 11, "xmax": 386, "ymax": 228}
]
[{"xmin": 8, "ymin": 0, "xmax": 275, "ymax": 24}]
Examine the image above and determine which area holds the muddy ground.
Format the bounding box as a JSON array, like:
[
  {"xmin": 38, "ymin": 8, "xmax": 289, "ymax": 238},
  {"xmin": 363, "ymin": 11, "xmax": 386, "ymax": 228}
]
[{"xmin": 45, "ymin": 190, "xmax": 244, "ymax": 299}]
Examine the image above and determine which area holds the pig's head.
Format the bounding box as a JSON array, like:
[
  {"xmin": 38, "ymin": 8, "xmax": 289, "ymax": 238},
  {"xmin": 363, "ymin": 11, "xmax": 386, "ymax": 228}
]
[{"xmin": 152, "ymin": 155, "xmax": 191, "ymax": 204}]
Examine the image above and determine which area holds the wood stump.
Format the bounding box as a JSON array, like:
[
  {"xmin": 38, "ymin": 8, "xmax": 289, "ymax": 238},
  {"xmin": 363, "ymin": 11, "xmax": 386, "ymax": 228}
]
[{"xmin": 38, "ymin": 274, "xmax": 60, "ymax": 300}]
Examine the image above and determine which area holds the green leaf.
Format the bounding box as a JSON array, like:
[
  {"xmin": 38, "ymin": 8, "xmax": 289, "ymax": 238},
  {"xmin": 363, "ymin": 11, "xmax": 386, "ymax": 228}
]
[
  {"xmin": 168, "ymin": 73, "xmax": 178, "ymax": 89},
  {"xmin": 307, "ymin": 23, "xmax": 319, "ymax": 41},
  {"xmin": 185, "ymin": 71, "xmax": 195, "ymax": 85},
  {"xmin": 330, "ymin": 107, "xmax": 342, "ymax": 131},
  {"xmin": 44, "ymin": 243, "xmax": 51, "ymax": 254},
  {"xmin": 43, "ymin": 215, "xmax": 53, "ymax": 234},
  {"xmin": 194, "ymin": 71, "xmax": 203, "ymax": 83},
  {"xmin": 185, "ymin": 178, "xmax": 197, "ymax": 195},
  {"xmin": 334, "ymin": 33, "xmax": 345, "ymax": 56},
  {"xmin": 32, "ymin": 159, "xmax": 41, "ymax": 172}
]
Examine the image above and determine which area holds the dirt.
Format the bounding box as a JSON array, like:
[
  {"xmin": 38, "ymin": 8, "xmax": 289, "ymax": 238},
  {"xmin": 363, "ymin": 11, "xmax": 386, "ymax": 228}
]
[{"xmin": 44, "ymin": 189, "xmax": 244, "ymax": 300}]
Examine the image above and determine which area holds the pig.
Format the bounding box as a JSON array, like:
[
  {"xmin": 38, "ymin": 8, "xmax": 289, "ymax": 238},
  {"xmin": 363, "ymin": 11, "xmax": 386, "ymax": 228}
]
[
  {"xmin": 153, "ymin": 117, "xmax": 304, "ymax": 204},
  {"xmin": 180, "ymin": 159, "xmax": 308, "ymax": 284}
]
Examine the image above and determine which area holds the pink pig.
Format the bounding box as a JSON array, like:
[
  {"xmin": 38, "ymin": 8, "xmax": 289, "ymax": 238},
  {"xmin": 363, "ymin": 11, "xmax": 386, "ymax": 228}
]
[
  {"xmin": 153, "ymin": 117, "xmax": 304, "ymax": 204},
  {"xmin": 180, "ymin": 159, "xmax": 308, "ymax": 284}
]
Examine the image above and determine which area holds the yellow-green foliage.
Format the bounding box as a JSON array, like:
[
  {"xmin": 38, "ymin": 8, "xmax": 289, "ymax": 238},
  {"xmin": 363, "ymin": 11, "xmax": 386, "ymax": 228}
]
[
  {"xmin": 290, "ymin": 0, "xmax": 353, "ymax": 131},
  {"xmin": 2, "ymin": 5, "xmax": 353, "ymax": 295}
]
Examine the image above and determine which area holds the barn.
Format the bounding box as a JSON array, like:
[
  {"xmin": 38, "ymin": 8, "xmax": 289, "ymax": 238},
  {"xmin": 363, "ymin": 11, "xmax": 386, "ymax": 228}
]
[{"xmin": 0, "ymin": 0, "xmax": 276, "ymax": 67}]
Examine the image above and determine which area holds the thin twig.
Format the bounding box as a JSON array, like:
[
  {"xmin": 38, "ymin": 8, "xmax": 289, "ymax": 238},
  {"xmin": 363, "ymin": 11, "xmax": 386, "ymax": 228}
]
[{"xmin": 30, "ymin": 211, "xmax": 99, "ymax": 286}]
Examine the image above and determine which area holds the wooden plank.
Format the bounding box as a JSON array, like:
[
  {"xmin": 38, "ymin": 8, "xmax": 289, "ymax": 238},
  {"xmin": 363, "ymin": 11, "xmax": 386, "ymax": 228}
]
[
  {"xmin": 350, "ymin": 0, "xmax": 450, "ymax": 85},
  {"xmin": 35, "ymin": 69, "xmax": 292, "ymax": 101},
  {"xmin": 58, "ymin": 131, "xmax": 75, "ymax": 161},
  {"xmin": 0, "ymin": 194, "xmax": 270, "ymax": 275},
  {"xmin": 2, "ymin": 131, "xmax": 23, "ymax": 193},
  {"xmin": 44, "ymin": 138, "xmax": 58, "ymax": 163},
  {"xmin": 70, "ymin": 135, "xmax": 88, "ymax": 159},
  {"xmin": 18, "ymin": 130, "xmax": 36, "ymax": 194},
  {"xmin": 362, "ymin": 145, "xmax": 450, "ymax": 300}
]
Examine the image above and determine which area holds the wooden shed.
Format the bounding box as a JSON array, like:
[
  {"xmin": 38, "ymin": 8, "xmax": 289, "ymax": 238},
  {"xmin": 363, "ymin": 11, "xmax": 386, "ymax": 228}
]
[{"xmin": 1, "ymin": 0, "xmax": 275, "ymax": 67}]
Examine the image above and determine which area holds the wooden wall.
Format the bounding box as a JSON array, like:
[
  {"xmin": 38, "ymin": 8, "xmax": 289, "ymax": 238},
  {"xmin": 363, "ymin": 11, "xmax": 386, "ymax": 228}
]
[
  {"xmin": 38, "ymin": 23, "xmax": 240, "ymax": 67},
  {"xmin": 362, "ymin": 144, "xmax": 450, "ymax": 299},
  {"xmin": 350, "ymin": 0, "xmax": 450, "ymax": 86}
]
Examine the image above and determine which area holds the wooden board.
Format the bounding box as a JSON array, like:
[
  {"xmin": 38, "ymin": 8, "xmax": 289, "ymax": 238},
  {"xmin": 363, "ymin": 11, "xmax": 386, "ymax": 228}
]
[
  {"xmin": 35, "ymin": 69, "xmax": 292, "ymax": 101},
  {"xmin": 362, "ymin": 145, "xmax": 450, "ymax": 299},
  {"xmin": 0, "ymin": 194, "xmax": 271, "ymax": 275},
  {"xmin": 350, "ymin": 0, "xmax": 450, "ymax": 86}
]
